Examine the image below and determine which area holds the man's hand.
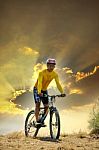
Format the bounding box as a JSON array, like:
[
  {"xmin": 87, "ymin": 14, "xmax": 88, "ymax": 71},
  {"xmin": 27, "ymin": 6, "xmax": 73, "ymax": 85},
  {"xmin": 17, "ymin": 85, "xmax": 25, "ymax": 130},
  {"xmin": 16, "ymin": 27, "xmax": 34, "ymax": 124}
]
[
  {"xmin": 39, "ymin": 93, "xmax": 48, "ymax": 97},
  {"xmin": 61, "ymin": 93, "xmax": 66, "ymax": 97},
  {"xmin": 38, "ymin": 93, "xmax": 43, "ymax": 97}
]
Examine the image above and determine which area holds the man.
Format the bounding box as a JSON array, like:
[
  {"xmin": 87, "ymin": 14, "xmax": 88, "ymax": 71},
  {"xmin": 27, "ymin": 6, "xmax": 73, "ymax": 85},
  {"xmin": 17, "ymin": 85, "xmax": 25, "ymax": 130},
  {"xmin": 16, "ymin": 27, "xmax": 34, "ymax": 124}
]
[{"xmin": 33, "ymin": 58, "xmax": 65, "ymax": 126}]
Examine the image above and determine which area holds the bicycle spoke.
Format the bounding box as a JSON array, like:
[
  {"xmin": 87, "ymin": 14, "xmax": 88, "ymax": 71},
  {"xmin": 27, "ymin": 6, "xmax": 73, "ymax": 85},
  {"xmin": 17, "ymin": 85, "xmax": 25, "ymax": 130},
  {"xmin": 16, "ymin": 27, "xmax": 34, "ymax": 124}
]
[
  {"xmin": 52, "ymin": 114, "xmax": 58, "ymax": 137},
  {"xmin": 50, "ymin": 110, "xmax": 60, "ymax": 139},
  {"xmin": 25, "ymin": 110, "xmax": 39, "ymax": 137}
]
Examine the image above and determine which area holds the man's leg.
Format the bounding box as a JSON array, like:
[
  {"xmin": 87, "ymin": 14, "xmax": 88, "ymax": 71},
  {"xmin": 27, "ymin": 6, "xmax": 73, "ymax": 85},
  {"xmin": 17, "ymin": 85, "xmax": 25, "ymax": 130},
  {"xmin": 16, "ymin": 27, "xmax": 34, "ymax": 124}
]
[
  {"xmin": 35, "ymin": 102, "xmax": 40, "ymax": 122},
  {"xmin": 44, "ymin": 104, "xmax": 49, "ymax": 115},
  {"xmin": 41, "ymin": 104, "xmax": 48, "ymax": 124},
  {"xmin": 33, "ymin": 87, "xmax": 41, "ymax": 123},
  {"xmin": 41, "ymin": 90, "xmax": 49, "ymax": 116}
]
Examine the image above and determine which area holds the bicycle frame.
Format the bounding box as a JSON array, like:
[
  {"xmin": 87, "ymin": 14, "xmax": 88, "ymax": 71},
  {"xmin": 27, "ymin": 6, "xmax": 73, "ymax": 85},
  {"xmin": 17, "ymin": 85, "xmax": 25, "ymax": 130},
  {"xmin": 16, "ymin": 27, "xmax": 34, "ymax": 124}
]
[{"xmin": 39, "ymin": 95, "xmax": 59, "ymax": 120}]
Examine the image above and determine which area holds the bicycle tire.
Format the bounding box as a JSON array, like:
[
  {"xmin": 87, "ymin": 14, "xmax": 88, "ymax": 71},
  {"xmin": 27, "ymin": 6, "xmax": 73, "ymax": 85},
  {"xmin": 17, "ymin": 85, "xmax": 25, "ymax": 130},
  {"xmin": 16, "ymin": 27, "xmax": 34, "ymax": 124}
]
[
  {"xmin": 25, "ymin": 110, "xmax": 40, "ymax": 137},
  {"xmin": 50, "ymin": 108, "xmax": 60, "ymax": 139}
]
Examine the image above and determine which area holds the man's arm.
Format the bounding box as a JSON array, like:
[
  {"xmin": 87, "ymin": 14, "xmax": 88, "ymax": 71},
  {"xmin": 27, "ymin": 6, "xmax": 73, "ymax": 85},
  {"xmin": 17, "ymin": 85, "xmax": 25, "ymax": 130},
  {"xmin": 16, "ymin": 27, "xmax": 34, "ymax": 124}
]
[
  {"xmin": 55, "ymin": 74, "xmax": 64, "ymax": 94},
  {"xmin": 37, "ymin": 72, "xmax": 43, "ymax": 94}
]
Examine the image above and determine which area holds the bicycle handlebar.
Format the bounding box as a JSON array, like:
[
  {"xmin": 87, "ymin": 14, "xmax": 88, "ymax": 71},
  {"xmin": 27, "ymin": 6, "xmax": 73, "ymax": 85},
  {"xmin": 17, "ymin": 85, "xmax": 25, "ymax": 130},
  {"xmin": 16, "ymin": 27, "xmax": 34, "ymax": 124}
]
[
  {"xmin": 39, "ymin": 93, "xmax": 66, "ymax": 99},
  {"xmin": 46, "ymin": 94, "xmax": 66, "ymax": 98}
]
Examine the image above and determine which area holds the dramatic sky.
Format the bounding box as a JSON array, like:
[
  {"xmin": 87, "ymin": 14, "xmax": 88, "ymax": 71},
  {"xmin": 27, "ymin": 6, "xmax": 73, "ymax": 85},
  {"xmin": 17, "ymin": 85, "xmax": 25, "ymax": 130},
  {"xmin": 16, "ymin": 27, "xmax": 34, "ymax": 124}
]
[{"xmin": 0, "ymin": 0, "xmax": 99, "ymax": 134}]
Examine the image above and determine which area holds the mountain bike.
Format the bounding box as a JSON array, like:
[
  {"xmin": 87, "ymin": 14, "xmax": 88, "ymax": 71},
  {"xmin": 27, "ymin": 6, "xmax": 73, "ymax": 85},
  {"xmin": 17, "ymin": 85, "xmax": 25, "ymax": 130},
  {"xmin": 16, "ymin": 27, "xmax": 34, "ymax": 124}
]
[{"xmin": 25, "ymin": 94, "xmax": 65, "ymax": 139}]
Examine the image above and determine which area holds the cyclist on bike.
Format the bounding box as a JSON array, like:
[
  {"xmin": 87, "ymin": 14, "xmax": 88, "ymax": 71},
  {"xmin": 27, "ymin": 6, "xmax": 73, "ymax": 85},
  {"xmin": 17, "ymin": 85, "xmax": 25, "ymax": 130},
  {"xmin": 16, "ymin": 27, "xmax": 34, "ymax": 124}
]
[{"xmin": 33, "ymin": 58, "xmax": 65, "ymax": 126}]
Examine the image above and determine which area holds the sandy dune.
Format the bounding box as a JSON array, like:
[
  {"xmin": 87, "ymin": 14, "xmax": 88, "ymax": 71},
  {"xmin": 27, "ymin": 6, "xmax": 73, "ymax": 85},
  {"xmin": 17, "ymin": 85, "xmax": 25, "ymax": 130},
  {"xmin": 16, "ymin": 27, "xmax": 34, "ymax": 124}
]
[{"xmin": 0, "ymin": 131, "xmax": 99, "ymax": 150}]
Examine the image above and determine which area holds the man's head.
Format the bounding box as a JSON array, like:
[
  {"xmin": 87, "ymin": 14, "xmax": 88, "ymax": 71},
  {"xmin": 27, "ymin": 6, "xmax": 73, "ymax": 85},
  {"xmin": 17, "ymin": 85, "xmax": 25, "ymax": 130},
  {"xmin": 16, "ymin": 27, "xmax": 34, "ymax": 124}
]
[{"xmin": 46, "ymin": 58, "xmax": 56, "ymax": 72}]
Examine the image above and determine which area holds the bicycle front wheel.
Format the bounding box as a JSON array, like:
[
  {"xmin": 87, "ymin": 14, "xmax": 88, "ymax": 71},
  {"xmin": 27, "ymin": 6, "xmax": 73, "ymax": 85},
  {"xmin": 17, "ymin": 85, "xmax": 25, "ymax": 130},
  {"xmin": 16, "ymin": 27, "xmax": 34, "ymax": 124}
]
[
  {"xmin": 50, "ymin": 109, "xmax": 60, "ymax": 139},
  {"xmin": 25, "ymin": 110, "xmax": 40, "ymax": 137}
]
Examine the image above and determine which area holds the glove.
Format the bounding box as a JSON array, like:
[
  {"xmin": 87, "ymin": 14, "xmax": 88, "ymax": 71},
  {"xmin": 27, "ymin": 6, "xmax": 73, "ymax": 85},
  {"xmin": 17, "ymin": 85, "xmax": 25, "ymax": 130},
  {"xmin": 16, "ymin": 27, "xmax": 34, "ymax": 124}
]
[{"xmin": 61, "ymin": 93, "xmax": 66, "ymax": 97}]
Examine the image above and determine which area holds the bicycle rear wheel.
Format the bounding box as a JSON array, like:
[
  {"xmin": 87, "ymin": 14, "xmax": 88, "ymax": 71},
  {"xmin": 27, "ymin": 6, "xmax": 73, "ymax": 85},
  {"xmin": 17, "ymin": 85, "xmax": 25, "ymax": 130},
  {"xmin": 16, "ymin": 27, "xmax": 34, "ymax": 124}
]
[
  {"xmin": 50, "ymin": 109, "xmax": 60, "ymax": 139},
  {"xmin": 25, "ymin": 110, "xmax": 40, "ymax": 137}
]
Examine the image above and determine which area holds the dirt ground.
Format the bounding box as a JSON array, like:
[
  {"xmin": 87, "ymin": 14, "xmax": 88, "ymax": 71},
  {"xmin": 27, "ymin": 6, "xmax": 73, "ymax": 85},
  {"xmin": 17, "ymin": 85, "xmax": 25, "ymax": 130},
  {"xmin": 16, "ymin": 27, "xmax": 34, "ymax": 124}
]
[{"xmin": 0, "ymin": 131, "xmax": 99, "ymax": 150}]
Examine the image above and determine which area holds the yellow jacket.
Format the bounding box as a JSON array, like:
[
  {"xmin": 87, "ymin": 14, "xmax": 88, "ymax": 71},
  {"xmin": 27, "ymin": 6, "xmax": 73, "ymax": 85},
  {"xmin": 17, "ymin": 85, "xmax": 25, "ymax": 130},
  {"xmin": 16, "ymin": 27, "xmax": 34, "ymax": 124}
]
[{"xmin": 34, "ymin": 69, "xmax": 63, "ymax": 94}]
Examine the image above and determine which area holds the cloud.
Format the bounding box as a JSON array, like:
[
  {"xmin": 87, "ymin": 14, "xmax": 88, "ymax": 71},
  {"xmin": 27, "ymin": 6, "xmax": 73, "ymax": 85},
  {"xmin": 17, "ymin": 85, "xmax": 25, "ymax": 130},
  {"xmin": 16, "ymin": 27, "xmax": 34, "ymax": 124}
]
[
  {"xmin": 0, "ymin": 47, "xmax": 39, "ymax": 114},
  {"xmin": 75, "ymin": 66, "xmax": 99, "ymax": 81},
  {"xmin": 8, "ymin": 64, "xmax": 99, "ymax": 112},
  {"xmin": 0, "ymin": 47, "xmax": 39, "ymax": 89},
  {"xmin": 0, "ymin": 60, "xmax": 98, "ymax": 115},
  {"xmin": 55, "ymin": 67, "xmax": 99, "ymax": 110}
]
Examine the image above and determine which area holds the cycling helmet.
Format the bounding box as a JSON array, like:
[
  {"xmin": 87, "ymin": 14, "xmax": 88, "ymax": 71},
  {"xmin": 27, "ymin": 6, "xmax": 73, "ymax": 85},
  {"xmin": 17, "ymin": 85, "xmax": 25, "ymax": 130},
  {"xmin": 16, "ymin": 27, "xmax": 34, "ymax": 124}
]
[{"xmin": 46, "ymin": 58, "xmax": 56, "ymax": 65}]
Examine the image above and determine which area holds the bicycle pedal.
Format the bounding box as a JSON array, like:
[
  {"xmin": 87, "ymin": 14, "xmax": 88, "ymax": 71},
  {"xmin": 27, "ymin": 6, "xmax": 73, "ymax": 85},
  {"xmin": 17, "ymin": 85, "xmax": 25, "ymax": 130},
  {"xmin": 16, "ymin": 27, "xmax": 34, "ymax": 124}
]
[
  {"xmin": 35, "ymin": 122, "xmax": 42, "ymax": 127},
  {"xmin": 32, "ymin": 121, "xmax": 40, "ymax": 128},
  {"xmin": 41, "ymin": 124, "xmax": 47, "ymax": 127}
]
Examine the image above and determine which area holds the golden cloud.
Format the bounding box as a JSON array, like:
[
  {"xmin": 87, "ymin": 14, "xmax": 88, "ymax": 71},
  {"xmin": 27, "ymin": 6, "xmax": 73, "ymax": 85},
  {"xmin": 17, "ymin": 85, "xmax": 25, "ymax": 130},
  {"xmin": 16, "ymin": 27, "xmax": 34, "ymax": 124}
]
[
  {"xmin": 69, "ymin": 88, "xmax": 83, "ymax": 95},
  {"xmin": 76, "ymin": 66, "xmax": 99, "ymax": 81},
  {"xmin": 63, "ymin": 67, "xmax": 73, "ymax": 74},
  {"xmin": 0, "ymin": 103, "xmax": 25, "ymax": 115},
  {"xmin": 18, "ymin": 47, "xmax": 39, "ymax": 56},
  {"xmin": 0, "ymin": 47, "xmax": 39, "ymax": 114}
]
